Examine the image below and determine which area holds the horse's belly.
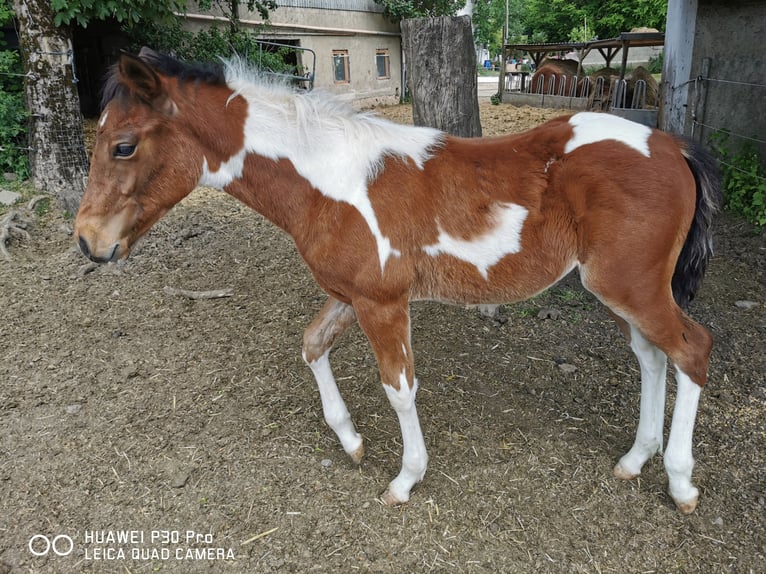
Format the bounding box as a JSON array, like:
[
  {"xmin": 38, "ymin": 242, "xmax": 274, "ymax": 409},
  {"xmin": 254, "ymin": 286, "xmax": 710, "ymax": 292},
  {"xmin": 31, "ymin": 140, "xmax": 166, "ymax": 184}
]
[{"xmin": 411, "ymin": 254, "xmax": 577, "ymax": 305}]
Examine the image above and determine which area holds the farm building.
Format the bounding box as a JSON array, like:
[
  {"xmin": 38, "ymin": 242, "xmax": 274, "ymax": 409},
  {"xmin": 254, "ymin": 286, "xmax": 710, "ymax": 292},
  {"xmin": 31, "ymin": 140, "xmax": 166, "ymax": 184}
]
[{"xmin": 183, "ymin": 0, "xmax": 403, "ymax": 106}]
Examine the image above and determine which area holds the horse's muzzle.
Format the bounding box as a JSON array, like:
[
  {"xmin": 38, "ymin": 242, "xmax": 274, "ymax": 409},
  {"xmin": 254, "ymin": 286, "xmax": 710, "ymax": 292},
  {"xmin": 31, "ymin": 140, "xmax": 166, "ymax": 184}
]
[{"xmin": 77, "ymin": 235, "xmax": 120, "ymax": 264}]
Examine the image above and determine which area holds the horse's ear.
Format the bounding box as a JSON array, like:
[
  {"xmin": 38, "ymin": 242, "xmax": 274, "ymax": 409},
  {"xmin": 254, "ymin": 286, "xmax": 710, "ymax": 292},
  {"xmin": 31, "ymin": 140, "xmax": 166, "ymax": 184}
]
[
  {"xmin": 118, "ymin": 52, "xmax": 177, "ymax": 116},
  {"xmin": 119, "ymin": 53, "xmax": 161, "ymax": 101},
  {"xmin": 137, "ymin": 46, "xmax": 160, "ymax": 61}
]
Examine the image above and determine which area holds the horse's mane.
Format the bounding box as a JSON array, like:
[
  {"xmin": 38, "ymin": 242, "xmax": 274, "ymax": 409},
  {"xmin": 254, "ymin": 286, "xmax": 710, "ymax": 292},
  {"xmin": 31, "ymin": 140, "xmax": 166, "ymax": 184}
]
[
  {"xmin": 101, "ymin": 49, "xmax": 226, "ymax": 109},
  {"xmin": 101, "ymin": 49, "xmax": 444, "ymax": 177}
]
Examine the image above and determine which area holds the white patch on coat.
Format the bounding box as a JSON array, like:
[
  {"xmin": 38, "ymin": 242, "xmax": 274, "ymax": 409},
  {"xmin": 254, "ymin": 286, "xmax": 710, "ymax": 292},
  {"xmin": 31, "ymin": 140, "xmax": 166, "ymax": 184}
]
[
  {"xmin": 423, "ymin": 202, "xmax": 529, "ymax": 279},
  {"xmin": 98, "ymin": 110, "xmax": 109, "ymax": 129},
  {"xmin": 199, "ymin": 149, "xmax": 247, "ymax": 189},
  {"xmin": 565, "ymin": 112, "xmax": 651, "ymax": 157},
  {"xmin": 199, "ymin": 59, "xmax": 444, "ymax": 272}
]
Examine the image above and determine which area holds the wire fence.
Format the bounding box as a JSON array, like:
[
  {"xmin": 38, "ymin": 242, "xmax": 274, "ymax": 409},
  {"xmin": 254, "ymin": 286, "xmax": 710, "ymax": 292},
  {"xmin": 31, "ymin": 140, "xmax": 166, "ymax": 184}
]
[
  {"xmin": 1, "ymin": 46, "xmax": 90, "ymax": 179},
  {"xmin": 691, "ymin": 75, "xmax": 766, "ymax": 185}
]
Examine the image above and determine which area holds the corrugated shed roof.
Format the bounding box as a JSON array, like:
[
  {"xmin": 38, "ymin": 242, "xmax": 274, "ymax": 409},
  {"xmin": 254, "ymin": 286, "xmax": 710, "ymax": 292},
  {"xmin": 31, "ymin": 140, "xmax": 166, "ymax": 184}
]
[{"xmin": 276, "ymin": 0, "xmax": 384, "ymax": 13}]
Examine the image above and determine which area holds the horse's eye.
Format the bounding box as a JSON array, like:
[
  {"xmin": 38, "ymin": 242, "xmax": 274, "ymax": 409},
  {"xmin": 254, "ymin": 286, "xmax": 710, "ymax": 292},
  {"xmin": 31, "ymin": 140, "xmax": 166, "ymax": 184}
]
[{"xmin": 114, "ymin": 143, "xmax": 136, "ymax": 158}]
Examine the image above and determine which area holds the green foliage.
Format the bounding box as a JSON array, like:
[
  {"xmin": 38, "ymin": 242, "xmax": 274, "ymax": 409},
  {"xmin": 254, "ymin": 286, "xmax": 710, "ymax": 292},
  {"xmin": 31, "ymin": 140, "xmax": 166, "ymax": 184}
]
[
  {"xmin": 476, "ymin": 0, "xmax": 666, "ymax": 51},
  {"xmin": 0, "ymin": 84, "xmax": 28, "ymax": 177},
  {"xmin": 471, "ymin": 0, "xmax": 666, "ymax": 59},
  {"xmin": 50, "ymin": 0, "xmax": 276, "ymax": 28},
  {"xmin": 710, "ymin": 131, "xmax": 766, "ymax": 227},
  {"xmin": 0, "ymin": 18, "xmax": 28, "ymax": 178},
  {"xmin": 375, "ymin": 0, "xmax": 466, "ymax": 20},
  {"xmin": 50, "ymin": 0, "xmax": 188, "ymax": 27},
  {"xmin": 126, "ymin": 20, "xmax": 299, "ymax": 76},
  {"xmin": 526, "ymin": 0, "xmax": 667, "ymax": 42},
  {"xmin": 473, "ymin": 0, "xmax": 525, "ymax": 57},
  {"xmin": 647, "ymin": 51, "xmax": 663, "ymax": 74}
]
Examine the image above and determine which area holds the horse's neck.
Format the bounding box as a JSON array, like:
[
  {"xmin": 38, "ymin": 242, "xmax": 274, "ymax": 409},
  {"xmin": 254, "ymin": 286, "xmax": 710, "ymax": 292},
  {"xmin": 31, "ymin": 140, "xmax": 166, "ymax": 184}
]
[
  {"xmin": 222, "ymin": 154, "xmax": 318, "ymax": 238},
  {"xmin": 198, "ymin": 85, "xmax": 440, "ymax": 244}
]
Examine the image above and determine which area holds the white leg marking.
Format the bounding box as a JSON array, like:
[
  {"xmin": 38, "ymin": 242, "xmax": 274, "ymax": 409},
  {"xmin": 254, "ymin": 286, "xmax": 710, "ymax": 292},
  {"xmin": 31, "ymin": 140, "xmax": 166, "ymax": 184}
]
[
  {"xmin": 664, "ymin": 368, "xmax": 701, "ymax": 510},
  {"xmin": 383, "ymin": 370, "xmax": 428, "ymax": 503},
  {"xmin": 305, "ymin": 350, "xmax": 363, "ymax": 459},
  {"xmin": 615, "ymin": 327, "xmax": 667, "ymax": 478},
  {"xmin": 477, "ymin": 304, "xmax": 500, "ymax": 318},
  {"xmin": 423, "ymin": 202, "xmax": 528, "ymax": 279}
]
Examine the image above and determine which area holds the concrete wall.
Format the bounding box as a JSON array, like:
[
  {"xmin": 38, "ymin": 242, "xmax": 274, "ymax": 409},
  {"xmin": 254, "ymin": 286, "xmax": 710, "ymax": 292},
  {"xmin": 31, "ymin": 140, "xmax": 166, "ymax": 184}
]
[
  {"xmin": 184, "ymin": 1, "xmax": 403, "ymax": 106},
  {"xmin": 662, "ymin": 0, "xmax": 766, "ymax": 155}
]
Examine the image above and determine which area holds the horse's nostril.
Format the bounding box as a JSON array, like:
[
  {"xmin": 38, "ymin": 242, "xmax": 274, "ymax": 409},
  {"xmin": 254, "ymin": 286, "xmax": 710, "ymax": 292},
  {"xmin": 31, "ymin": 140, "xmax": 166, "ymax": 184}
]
[{"xmin": 78, "ymin": 235, "xmax": 92, "ymax": 259}]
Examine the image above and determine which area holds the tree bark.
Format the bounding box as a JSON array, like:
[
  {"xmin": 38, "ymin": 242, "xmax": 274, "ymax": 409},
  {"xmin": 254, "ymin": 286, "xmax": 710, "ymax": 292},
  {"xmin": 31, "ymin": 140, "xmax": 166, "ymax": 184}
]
[
  {"xmin": 12, "ymin": 0, "xmax": 88, "ymax": 214},
  {"xmin": 401, "ymin": 15, "xmax": 481, "ymax": 138}
]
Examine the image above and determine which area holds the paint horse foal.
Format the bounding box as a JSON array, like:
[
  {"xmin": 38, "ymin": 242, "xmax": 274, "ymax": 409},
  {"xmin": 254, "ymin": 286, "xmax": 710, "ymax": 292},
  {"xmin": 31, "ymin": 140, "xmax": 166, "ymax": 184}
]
[{"xmin": 75, "ymin": 50, "xmax": 721, "ymax": 513}]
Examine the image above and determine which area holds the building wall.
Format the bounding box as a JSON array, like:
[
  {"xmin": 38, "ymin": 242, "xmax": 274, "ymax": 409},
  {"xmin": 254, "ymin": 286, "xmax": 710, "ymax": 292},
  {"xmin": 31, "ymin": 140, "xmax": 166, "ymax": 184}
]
[
  {"xmin": 184, "ymin": 0, "xmax": 403, "ymax": 106},
  {"xmin": 662, "ymin": 0, "xmax": 766, "ymax": 156}
]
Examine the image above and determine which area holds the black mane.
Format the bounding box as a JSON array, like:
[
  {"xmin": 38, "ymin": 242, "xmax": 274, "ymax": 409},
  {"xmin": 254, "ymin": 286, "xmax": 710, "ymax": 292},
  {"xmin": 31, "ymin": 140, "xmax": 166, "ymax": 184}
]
[{"xmin": 100, "ymin": 49, "xmax": 226, "ymax": 110}]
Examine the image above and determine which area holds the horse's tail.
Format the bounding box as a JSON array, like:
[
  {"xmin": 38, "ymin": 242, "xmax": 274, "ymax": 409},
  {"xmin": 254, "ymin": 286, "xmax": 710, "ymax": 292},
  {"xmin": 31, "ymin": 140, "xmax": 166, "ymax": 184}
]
[{"xmin": 672, "ymin": 139, "xmax": 723, "ymax": 308}]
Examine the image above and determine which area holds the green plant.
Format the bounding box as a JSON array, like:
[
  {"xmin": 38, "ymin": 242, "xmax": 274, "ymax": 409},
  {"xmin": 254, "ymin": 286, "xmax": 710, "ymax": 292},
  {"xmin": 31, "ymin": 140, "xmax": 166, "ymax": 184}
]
[
  {"xmin": 126, "ymin": 21, "xmax": 298, "ymax": 76},
  {"xmin": 647, "ymin": 51, "xmax": 663, "ymax": 74},
  {"xmin": 0, "ymin": 48, "xmax": 28, "ymax": 178},
  {"xmin": 490, "ymin": 92, "xmax": 501, "ymax": 106},
  {"xmin": 710, "ymin": 130, "xmax": 766, "ymax": 227}
]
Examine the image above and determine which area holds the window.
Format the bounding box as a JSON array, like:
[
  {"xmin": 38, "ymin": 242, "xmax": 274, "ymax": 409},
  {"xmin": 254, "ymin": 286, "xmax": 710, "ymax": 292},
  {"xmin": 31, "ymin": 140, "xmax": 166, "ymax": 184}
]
[
  {"xmin": 376, "ymin": 49, "xmax": 390, "ymax": 80},
  {"xmin": 332, "ymin": 50, "xmax": 350, "ymax": 84}
]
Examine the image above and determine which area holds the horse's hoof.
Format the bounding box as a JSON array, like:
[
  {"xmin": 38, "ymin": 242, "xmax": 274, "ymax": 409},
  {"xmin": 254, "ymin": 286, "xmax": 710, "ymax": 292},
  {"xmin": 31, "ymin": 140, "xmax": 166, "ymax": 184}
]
[
  {"xmin": 349, "ymin": 443, "xmax": 364, "ymax": 465},
  {"xmin": 379, "ymin": 489, "xmax": 407, "ymax": 507},
  {"xmin": 613, "ymin": 463, "xmax": 639, "ymax": 481},
  {"xmin": 674, "ymin": 496, "xmax": 698, "ymax": 514},
  {"xmin": 671, "ymin": 487, "xmax": 699, "ymax": 514}
]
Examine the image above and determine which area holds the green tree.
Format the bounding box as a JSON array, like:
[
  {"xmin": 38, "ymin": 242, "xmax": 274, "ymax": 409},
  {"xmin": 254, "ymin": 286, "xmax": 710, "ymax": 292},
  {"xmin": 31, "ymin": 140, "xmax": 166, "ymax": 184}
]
[
  {"xmin": 522, "ymin": 0, "xmax": 666, "ymax": 42},
  {"xmin": 50, "ymin": 0, "xmax": 276, "ymax": 28},
  {"xmin": 0, "ymin": 2, "xmax": 28, "ymax": 177},
  {"xmin": 473, "ymin": 0, "xmax": 667, "ymax": 62},
  {"xmin": 473, "ymin": 0, "xmax": 526, "ymax": 58},
  {"xmin": 375, "ymin": 0, "xmax": 464, "ymax": 20}
]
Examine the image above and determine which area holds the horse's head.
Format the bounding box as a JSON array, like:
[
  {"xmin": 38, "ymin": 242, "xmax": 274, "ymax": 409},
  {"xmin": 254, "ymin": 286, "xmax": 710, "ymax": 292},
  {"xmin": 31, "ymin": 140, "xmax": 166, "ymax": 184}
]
[{"xmin": 75, "ymin": 49, "xmax": 203, "ymax": 263}]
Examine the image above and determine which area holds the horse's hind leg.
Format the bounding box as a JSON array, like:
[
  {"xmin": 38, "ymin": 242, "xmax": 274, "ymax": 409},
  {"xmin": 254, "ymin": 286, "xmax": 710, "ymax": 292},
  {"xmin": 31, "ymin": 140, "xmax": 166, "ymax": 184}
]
[
  {"xmin": 611, "ymin": 305, "xmax": 711, "ymax": 513},
  {"xmin": 665, "ymin": 367, "xmax": 703, "ymax": 513},
  {"xmin": 588, "ymin": 272, "xmax": 712, "ymax": 512},
  {"xmin": 613, "ymin": 325, "xmax": 668, "ymax": 481},
  {"xmin": 302, "ymin": 297, "xmax": 364, "ymax": 463}
]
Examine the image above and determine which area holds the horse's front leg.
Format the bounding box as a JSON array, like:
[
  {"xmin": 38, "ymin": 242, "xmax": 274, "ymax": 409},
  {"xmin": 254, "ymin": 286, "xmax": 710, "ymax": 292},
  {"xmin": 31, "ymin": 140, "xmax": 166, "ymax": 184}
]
[
  {"xmin": 302, "ymin": 297, "xmax": 364, "ymax": 463},
  {"xmin": 353, "ymin": 297, "xmax": 427, "ymax": 505}
]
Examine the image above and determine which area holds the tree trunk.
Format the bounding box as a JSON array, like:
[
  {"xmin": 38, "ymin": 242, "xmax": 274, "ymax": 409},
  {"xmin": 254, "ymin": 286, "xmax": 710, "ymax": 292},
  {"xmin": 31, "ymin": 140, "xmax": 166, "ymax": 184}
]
[
  {"xmin": 12, "ymin": 0, "xmax": 88, "ymax": 214},
  {"xmin": 401, "ymin": 15, "xmax": 481, "ymax": 138}
]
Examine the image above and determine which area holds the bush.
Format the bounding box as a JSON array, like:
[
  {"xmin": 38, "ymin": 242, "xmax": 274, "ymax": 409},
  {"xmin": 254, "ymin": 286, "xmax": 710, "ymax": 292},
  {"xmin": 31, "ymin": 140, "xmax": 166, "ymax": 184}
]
[
  {"xmin": 125, "ymin": 20, "xmax": 301, "ymax": 76},
  {"xmin": 647, "ymin": 51, "xmax": 663, "ymax": 74},
  {"xmin": 0, "ymin": 49, "xmax": 29, "ymax": 178},
  {"xmin": 710, "ymin": 131, "xmax": 766, "ymax": 227}
]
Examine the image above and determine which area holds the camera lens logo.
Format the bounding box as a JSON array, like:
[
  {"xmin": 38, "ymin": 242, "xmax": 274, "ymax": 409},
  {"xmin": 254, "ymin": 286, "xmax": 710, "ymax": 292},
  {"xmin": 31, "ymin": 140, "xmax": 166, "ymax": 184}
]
[{"xmin": 28, "ymin": 534, "xmax": 74, "ymax": 557}]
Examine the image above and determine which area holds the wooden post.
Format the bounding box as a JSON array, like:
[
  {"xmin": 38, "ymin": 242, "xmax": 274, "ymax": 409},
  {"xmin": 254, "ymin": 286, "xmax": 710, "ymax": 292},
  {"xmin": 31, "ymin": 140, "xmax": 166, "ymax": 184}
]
[
  {"xmin": 498, "ymin": 43, "xmax": 507, "ymax": 98},
  {"xmin": 401, "ymin": 15, "xmax": 482, "ymax": 137}
]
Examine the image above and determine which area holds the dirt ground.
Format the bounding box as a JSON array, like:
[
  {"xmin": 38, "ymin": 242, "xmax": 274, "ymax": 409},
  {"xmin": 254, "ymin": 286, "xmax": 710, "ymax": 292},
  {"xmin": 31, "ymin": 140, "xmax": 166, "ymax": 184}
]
[{"xmin": 1, "ymin": 103, "xmax": 764, "ymax": 574}]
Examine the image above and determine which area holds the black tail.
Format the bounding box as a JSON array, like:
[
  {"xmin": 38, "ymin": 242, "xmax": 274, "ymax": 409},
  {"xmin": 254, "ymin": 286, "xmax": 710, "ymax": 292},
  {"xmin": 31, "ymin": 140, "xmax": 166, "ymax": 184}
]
[{"xmin": 672, "ymin": 139, "xmax": 723, "ymax": 308}]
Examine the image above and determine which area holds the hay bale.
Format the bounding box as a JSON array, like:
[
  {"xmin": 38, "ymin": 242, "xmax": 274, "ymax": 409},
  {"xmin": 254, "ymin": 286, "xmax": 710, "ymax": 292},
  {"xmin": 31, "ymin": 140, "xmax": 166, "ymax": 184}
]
[
  {"xmin": 530, "ymin": 59, "xmax": 580, "ymax": 95},
  {"xmin": 626, "ymin": 65, "xmax": 659, "ymax": 108},
  {"xmin": 586, "ymin": 67, "xmax": 619, "ymax": 109}
]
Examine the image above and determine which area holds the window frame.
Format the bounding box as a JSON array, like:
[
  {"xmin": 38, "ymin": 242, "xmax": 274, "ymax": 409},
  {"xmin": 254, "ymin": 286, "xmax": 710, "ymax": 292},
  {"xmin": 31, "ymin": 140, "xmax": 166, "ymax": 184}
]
[
  {"xmin": 332, "ymin": 49, "xmax": 350, "ymax": 84},
  {"xmin": 375, "ymin": 48, "xmax": 390, "ymax": 80}
]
